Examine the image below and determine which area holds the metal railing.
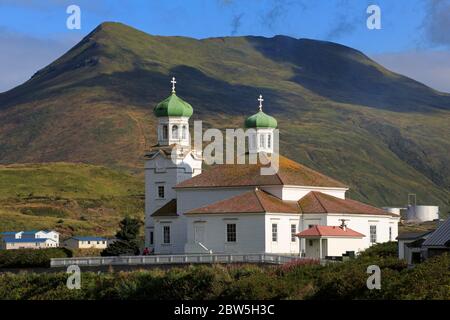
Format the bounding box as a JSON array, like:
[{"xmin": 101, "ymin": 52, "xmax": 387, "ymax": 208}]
[{"xmin": 50, "ymin": 253, "xmax": 308, "ymax": 268}]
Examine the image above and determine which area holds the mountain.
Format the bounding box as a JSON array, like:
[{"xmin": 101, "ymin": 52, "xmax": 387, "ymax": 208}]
[{"xmin": 0, "ymin": 22, "xmax": 449, "ymax": 215}]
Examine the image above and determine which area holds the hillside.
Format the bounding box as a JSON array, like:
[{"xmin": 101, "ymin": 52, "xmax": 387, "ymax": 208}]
[
  {"xmin": 0, "ymin": 22, "xmax": 449, "ymax": 214},
  {"xmin": 0, "ymin": 163, "xmax": 144, "ymax": 237}
]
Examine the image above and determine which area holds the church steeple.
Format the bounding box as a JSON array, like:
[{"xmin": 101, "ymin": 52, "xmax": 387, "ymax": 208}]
[
  {"xmin": 245, "ymin": 94, "xmax": 277, "ymax": 154},
  {"xmin": 153, "ymin": 77, "xmax": 193, "ymax": 147}
]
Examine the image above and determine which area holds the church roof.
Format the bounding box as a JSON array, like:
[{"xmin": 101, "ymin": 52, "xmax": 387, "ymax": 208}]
[
  {"xmin": 298, "ymin": 191, "xmax": 394, "ymax": 216},
  {"xmin": 154, "ymin": 93, "xmax": 193, "ymax": 118},
  {"xmin": 186, "ymin": 189, "xmax": 299, "ymax": 215},
  {"xmin": 175, "ymin": 155, "xmax": 347, "ymax": 189},
  {"xmin": 186, "ymin": 190, "xmax": 395, "ymax": 217},
  {"xmin": 245, "ymin": 94, "xmax": 277, "ymax": 129},
  {"xmin": 245, "ymin": 110, "xmax": 278, "ymax": 129},
  {"xmin": 151, "ymin": 199, "xmax": 178, "ymax": 217},
  {"xmin": 296, "ymin": 225, "xmax": 365, "ymax": 238}
]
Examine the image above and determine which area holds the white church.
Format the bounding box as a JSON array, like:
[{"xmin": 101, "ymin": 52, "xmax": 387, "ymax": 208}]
[{"xmin": 144, "ymin": 78, "xmax": 399, "ymax": 259}]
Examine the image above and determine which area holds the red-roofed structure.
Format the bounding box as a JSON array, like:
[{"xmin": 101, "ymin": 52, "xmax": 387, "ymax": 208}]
[{"xmin": 296, "ymin": 225, "xmax": 365, "ymax": 238}]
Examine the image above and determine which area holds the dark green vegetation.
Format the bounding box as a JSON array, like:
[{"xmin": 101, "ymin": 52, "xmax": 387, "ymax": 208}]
[
  {"xmin": 0, "ymin": 22, "xmax": 449, "ymax": 216},
  {"xmin": 101, "ymin": 217, "xmax": 142, "ymax": 256},
  {"xmin": 0, "ymin": 163, "xmax": 144, "ymax": 237},
  {"xmin": 0, "ymin": 248, "xmax": 448, "ymax": 300},
  {"xmin": 0, "ymin": 248, "xmax": 72, "ymax": 268}
]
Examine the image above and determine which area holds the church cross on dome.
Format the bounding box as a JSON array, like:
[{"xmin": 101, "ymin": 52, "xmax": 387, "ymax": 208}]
[
  {"xmin": 258, "ymin": 94, "xmax": 264, "ymax": 111},
  {"xmin": 171, "ymin": 77, "xmax": 177, "ymax": 94}
]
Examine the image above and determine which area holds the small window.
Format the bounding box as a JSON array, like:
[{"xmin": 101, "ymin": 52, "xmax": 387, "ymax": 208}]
[
  {"xmin": 172, "ymin": 125, "xmax": 178, "ymax": 139},
  {"xmin": 157, "ymin": 186, "xmax": 165, "ymax": 199},
  {"xmin": 150, "ymin": 231, "xmax": 154, "ymax": 245},
  {"xmin": 370, "ymin": 225, "xmax": 377, "ymax": 243},
  {"xmin": 267, "ymin": 134, "xmax": 272, "ymax": 148},
  {"xmin": 162, "ymin": 125, "xmax": 168, "ymax": 139},
  {"xmin": 227, "ymin": 224, "xmax": 237, "ymax": 242},
  {"xmin": 389, "ymin": 227, "xmax": 392, "ymax": 241},
  {"xmin": 291, "ymin": 224, "xmax": 297, "ymax": 242},
  {"xmin": 182, "ymin": 125, "xmax": 187, "ymax": 139},
  {"xmin": 88, "ymin": 241, "xmax": 91, "ymax": 244},
  {"xmin": 272, "ymin": 224, "xmax": 278, "ymax": 242},
  {"xmin": 163, "ymin": 226, "xmax": 171, "ymax": 244},
  {"xmin": 309, "ymin": 240, "xmax": 313, "ymax": 246},
  {"xmin": 260, "ymin": 134, "xmax": 265, "ymax": 148}
]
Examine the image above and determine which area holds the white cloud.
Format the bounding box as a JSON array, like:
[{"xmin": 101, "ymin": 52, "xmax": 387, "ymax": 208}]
[
  {"xmin": 371, "ymin": 51, "xmax": 450, "ymax": 93},
  {"xmin": 0, "ymin": 28, "xmax": 82, "ymax": 93}
]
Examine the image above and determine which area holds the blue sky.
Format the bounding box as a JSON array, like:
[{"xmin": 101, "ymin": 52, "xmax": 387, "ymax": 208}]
[{"xmin": 1, "ymin": 0, "xmax": 450, "ymax": 92}]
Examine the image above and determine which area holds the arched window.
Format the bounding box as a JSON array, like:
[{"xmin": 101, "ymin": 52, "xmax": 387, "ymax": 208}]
[
  {"xmin": 182, "ymin": 125, "xmax": 187, "ymax": 139},
  {"xmin": 162, "ymin": 125, "xmax": 168, "ymax": 140},
  {"xmin": 172, "ymin": 125, "xmax": 178, "ymax": 139},
  {"xmin": 259, "ymin": 134, "xmax": 265, "ymax": 148},
  {"xmin": 267, "ymin": 134, "xmax": 272, "ymax": 148}
]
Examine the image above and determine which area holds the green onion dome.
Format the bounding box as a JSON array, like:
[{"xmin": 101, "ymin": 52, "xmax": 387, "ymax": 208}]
[
  {"xmin": 245, "ymin": 110, "xmax": 278, "ymax": 129},
  {"xmin": 153, "ymin": 93, "xmax": 193, "ymax": 118}
]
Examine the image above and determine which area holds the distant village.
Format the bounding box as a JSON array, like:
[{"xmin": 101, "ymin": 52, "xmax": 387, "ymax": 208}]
[{"xmin": 0, "ymin": 230, "xmax": 110, "ymax": 251}]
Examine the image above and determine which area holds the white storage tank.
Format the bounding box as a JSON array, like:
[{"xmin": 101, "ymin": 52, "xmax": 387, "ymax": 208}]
[
  {"xmin": 382, "ymin": 207, "xmax": 404, "ymax": 216},
  {"xmin": 406, "ymin": 205, "xmax": 439, "ymax": 222}
]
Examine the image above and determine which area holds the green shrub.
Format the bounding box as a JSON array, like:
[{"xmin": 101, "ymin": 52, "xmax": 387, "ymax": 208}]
[
  {"xmin": 358, "ymin": 241, "xmax": 398, "ymax": 258},
  {"xmin": 0, "ymin": 248, "xmax": 72, "ymax": 268}
]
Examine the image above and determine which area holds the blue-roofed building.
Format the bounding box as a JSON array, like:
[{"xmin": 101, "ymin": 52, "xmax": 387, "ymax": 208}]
[
  {"xmin": 64, "ymin": 236, "xmax": 108, "ymax": 250},
  {"xmin": 0, "ymin": 230, "xmax": 59, "ymax": 250},
  {"xmin": 0, "ymin": 237, "xmax": 58, "ymax": 250}
]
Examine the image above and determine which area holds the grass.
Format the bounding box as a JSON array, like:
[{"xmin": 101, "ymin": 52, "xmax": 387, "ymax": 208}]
[{"xmin": 0, "ymin": 163, "xmax": 144, "ymax": 238}]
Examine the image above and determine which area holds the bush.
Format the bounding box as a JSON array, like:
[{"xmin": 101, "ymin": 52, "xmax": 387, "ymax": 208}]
[
  {"xmin": 358, "ymin": 241, "xmax": 398, "ymax": 258},
  {"xmin": 0, "ymin": 248, "xmax": 72, "ymax": 268}
]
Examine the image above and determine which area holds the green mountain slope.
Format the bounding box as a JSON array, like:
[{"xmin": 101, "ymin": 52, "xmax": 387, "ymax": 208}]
[
  {"xmin": 0, "ymin": 22, "xmax": 449, "ymax": 214},
  {"xmin": 0, "ymin": 163, "xmax": 144, "ymax": 237}
]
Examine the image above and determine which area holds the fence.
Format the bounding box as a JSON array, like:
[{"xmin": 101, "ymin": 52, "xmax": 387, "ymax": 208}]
[{"xmin": 50, "ymin": 253, "xmax": 314, "ymax": 268}]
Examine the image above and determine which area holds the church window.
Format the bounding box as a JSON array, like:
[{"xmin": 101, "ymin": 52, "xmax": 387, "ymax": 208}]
[
  {"xmin": 157, "ymin": 186, "xmax": 165, "ymax": 199},
  {"xmin": 268, "ymin": 134, "xmax": 272, "ymax": 148},
  {"xmin": 227, "ymin": 224, "xmax": 236, "ymax": 242},
  {"xmin": 370, "ymin": 225, "xmax": 377, "ymax": 243},
  {"xmin": 150, "ymin": 231, "xmax": 154, "ymax": 245},
  {"xmin": 163, "ymin": 226, "xmax": 171, "ymax": 244},
  {"xmin": 291, "ymin": 224, "xmax": 297, "ymax": 242},
  {"xmin": 172, "ymin": 125, "xmax": 179, "ymax": 139},
  {"xmin": 260, "ymin": 134, "xmax": 265, "ymax": 148},
  {"xmin": 162, "ymin": 125, "xmax": 168, "ymax": 139},
  {"xmin": 389, "ymin": 227, "xmax": 392, "ymax": 241},
  {"xmin": 272, "ymin": 224, "xmax": 278, "ymax": 242},
  {"xmin": 182, "ymin": 125, "xmax": 187, "ymax": 139}
]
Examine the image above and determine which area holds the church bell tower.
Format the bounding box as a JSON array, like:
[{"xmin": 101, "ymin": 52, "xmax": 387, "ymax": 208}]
[{"xmin": 144, "ymin": 77, "xmax": 202, "ymax": 251}]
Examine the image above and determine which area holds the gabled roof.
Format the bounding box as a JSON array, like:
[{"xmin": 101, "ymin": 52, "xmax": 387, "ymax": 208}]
[
  {"xmin": 296, "ymin": 225, "xmax": 365, "ymax": 238},
  {"xmin": 298, "ymin": 191, "xmax": 395, "ymax": 216},
  {"xmin": 422, "ymin": 218, "xmax": 450, "ymax": 247},
  {"xmin": 176, "ymin": 155, "xmax": 347, "ymax": 189},
  {"xmin": 186, "ymin": 189, "xmax": 299, "ymax": 215},
  {"xmin": 186, "ymin": 189, "xmax": 393, "ymax": 217},
  {"xmin": 151, "ymin": 199, "xmax": 178, "ymax": 217}
]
